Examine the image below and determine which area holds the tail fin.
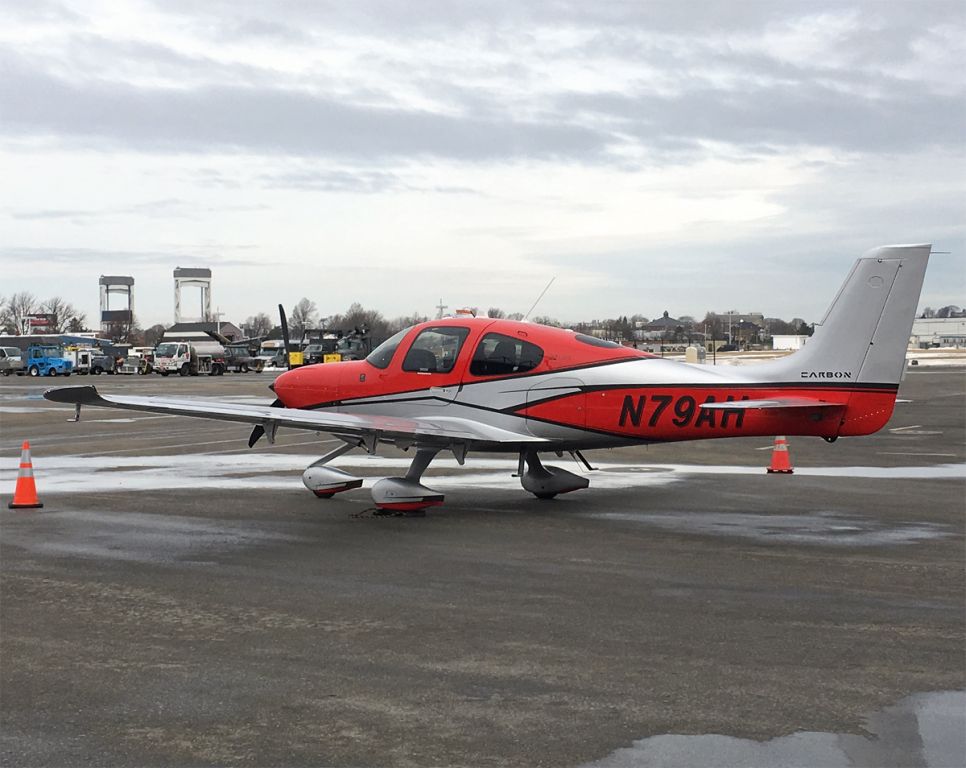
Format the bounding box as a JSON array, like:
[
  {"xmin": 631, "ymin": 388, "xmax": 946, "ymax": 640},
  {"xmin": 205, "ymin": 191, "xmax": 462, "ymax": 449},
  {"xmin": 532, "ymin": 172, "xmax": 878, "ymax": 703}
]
[{"xmin": 757, "ymin": 244, "xmax": 931, "ymax": 385}]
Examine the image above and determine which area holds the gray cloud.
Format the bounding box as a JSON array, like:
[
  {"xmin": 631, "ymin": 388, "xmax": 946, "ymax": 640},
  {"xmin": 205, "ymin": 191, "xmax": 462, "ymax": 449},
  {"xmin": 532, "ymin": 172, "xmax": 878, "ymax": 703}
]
[
  {"xmin": 156, "ymin": 0, "xmax": 960, "ymax": 40},
  {"xmin": 0, "ymin": 52, "xmax": 610, "ymax": 162},
  {"xmin": 8, "ymin": 199, "xmax": 269, "ymax": 222},
  {"xmin": 0, "ymin": 247, "xmax": 260, "ymax": 268},
  {"xmin": 560, "ymin": 81, "xmax": 966, "ymax": 155},
  {"xmin": 255, "ymin": 168, "xmax": 479, "ymax": 194}
]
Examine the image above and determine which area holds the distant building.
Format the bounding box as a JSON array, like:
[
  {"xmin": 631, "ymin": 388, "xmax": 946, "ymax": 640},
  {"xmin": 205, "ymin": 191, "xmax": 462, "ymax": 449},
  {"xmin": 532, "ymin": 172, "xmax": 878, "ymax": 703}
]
[
  {"xmin": 910, "ymin": 317, "xmax": 966, "ymax": 347},
  {"xmin": 772, "ymin": 335, "xmax": 809, "ymax": 351},
  {"xmin": 635, "ymin": 311, "xmax": 686, "ymax": 341}
]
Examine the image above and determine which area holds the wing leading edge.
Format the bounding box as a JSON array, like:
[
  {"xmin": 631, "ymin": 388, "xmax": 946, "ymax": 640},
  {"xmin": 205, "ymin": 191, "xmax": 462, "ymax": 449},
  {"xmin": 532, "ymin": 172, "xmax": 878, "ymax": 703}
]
[{"xmin": 43, "ymin": 385, "xmax": 545, "ymax": 448}]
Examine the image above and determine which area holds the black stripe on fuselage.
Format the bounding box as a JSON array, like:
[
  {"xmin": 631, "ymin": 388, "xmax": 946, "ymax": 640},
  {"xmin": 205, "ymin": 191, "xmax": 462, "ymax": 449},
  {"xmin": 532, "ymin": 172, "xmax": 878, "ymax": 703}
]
[{"xmin": 502, "ymin": 381, "xmax": 898, "ymax": 415}]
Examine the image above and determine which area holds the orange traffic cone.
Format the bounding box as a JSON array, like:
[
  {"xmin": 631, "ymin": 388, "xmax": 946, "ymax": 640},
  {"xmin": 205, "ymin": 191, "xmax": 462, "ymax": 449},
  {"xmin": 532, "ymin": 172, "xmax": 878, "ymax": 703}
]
[
  {"xmin": 8, "ymin": 440, "xmax": 43, "ymax": 509},
  {"xmin": 766, "ymin": 436, "xmax": 794, "ymax": 474}
]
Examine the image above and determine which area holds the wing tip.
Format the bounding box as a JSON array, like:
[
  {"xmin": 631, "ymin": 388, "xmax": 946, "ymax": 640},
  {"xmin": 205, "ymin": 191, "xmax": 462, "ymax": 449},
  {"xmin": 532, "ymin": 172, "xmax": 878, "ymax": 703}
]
[{"xmin": 43, "ymin": 385, "xmax": 101, "ymax": 404}]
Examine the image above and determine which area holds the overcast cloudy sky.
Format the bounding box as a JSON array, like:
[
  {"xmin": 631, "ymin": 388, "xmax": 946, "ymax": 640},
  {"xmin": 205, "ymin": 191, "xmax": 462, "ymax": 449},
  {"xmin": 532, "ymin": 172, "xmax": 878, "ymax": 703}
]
[{"xmin": 2, "ymin": 0, "xmax": 963, "ymax": 328}]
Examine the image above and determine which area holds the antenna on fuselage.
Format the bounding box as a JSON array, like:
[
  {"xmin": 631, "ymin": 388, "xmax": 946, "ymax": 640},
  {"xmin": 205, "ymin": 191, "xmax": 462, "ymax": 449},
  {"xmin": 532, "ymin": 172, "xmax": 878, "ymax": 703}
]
[{"xmin": 523, "ymin": 276, "xmax": 556, "ymax": 321}]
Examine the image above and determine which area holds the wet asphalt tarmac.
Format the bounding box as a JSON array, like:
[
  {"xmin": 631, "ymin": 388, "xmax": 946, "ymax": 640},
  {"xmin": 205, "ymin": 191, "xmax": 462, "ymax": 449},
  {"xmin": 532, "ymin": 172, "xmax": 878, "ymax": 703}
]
[{"xmin": 1, "ymin": 367, "xmax": 964, "ymax": 767}]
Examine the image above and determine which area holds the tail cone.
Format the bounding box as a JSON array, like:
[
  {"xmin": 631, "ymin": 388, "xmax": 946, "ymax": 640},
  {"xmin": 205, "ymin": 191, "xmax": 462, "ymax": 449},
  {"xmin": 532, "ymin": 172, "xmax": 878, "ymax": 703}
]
[
  {"xmin": 767, "ymin": 436, "xmax": 794, "ymax": 474},
  {"xmin": 8, "ymin": 440, "xmax": 44, "ymax": 509}
]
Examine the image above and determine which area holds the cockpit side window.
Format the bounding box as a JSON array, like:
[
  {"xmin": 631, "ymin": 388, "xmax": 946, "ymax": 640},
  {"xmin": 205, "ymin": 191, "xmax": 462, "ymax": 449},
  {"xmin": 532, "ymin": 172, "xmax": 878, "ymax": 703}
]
[
  {"xmin": 469, "ymin": 333, "xmax": 544, "ymax": 376},
  {"xmin": 402, "ymin": 326, "xmax": 471, "ymax": 373}
]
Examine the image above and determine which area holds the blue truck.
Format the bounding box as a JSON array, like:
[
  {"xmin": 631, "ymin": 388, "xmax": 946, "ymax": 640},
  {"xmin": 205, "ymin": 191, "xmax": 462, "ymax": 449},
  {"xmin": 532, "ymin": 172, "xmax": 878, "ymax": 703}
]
[{"xmin": 21, "ymin": 344, "xmax": 74, "ymax": 377}]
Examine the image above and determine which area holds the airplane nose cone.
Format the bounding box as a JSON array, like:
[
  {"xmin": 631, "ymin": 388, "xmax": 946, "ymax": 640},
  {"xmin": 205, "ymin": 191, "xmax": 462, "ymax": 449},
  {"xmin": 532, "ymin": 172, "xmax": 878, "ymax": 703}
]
[{"xmin": 273, "ymin": 365, "xmax": 337, "ymax": 408}]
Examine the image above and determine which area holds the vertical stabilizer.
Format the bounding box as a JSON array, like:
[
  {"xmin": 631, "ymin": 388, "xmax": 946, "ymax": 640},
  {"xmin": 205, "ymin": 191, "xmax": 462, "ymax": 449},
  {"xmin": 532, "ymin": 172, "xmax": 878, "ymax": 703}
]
[{"xmin": 755, "ymin": 245, "xmax": 931, "ymax": 385}]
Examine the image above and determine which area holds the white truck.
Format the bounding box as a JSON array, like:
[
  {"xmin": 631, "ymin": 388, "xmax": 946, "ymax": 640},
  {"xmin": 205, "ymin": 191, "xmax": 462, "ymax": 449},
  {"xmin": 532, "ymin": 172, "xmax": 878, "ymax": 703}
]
[
  {"xmin": 153, "ymin": 342, "xmax": 226, "ymax": 376},
  {"xmin": 65, "ymin": 347, "xmax": 94, "ymax": 375},
  {"xmin": 257, "ymin": 339, "xmax": 288, "ymax": 369}
]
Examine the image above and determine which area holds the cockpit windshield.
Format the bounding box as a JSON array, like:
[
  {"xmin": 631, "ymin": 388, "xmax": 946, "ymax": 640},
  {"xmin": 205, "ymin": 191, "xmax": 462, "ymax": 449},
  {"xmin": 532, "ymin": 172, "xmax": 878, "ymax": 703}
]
[{"xmin": 366, "ymin": 327, "xmax": 412, "ymax": 369}]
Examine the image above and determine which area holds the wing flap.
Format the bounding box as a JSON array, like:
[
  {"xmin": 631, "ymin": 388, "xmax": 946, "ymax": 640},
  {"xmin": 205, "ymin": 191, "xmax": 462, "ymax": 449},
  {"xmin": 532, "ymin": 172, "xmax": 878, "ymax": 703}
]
[{"xmin": 44, "ymin": 385, "xmax": 545, "ymax": 446}]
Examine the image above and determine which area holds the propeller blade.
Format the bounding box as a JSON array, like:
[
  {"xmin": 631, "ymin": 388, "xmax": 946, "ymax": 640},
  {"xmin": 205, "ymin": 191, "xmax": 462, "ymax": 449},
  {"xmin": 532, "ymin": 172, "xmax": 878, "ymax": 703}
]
[
  {"xmin": 278, "ymin": 303, "xmax": 292, "ymax": 370},
  {"xmin": 247, "ymin": 398, "xmax": 284, "ymax": 447},
  {"xmin": 247, "ymin": 424, "xmax": 265, "ymax": 448}
]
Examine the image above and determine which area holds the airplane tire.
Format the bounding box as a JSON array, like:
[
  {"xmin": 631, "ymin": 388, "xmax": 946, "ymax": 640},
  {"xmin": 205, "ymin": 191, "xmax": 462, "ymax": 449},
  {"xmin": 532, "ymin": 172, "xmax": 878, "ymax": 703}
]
[{"xmin": 534, "ymin": 492, "xmax": 558, "ymax": 500}]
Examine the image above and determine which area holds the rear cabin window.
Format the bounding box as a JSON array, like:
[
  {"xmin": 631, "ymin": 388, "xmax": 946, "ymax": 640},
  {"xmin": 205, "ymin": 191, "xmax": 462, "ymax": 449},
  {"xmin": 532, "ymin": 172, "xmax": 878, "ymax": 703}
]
[
  {"xmin": 470, "ymin": 333, "xmax": 545, "ymax": 376},
  {"xmin": 402, "ymin": 327, "xmax": 471, "ymax": 373},
  {"xmin": 575, "ymin": 333, "xmax": 622, "ymax": 348}
]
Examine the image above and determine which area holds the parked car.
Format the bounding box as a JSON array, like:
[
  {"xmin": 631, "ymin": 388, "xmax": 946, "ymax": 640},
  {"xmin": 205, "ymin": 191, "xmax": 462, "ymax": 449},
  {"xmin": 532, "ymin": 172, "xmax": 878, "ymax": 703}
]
[
  {"xmin": 0, "ymin": 346, "xmax": 23, "ymax": 376},
  {"xmin": 224, "ymin": 344, "xmax": 264, "ymax": 373}
]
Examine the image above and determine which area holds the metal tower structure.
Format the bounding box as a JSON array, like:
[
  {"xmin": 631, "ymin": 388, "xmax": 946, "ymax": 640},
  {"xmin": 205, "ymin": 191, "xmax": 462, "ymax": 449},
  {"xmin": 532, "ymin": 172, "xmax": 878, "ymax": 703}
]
[
  {"xmin": 173, "ymin": 267, "xmax": 212, "ymax": 324},
  {"xmin": 99, "ymin": 275, "xmax": 134, "ymax": 334}
]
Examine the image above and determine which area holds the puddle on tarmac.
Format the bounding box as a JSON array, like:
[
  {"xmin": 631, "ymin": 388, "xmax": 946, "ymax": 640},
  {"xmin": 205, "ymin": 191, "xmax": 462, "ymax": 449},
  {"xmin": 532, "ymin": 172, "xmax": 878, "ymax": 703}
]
[
  {"xmin": 590, "ymin": 510, "xmax": 951, "ymax": 546},
  {"xmin": 583, "ymin": 690, "xmax": 965, "ymax": 768},
  {"xmin": 0, "ymin": 405, "xmax": 54, "ymax": 414},
  {"xmin": 1, "ymin": 509, "xmax": 299, "ymax": 564}
]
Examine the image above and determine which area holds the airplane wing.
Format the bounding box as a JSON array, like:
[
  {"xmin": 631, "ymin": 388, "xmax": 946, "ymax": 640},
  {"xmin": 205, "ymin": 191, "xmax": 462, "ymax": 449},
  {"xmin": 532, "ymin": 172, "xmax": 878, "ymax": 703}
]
[
  {"xmin": 699, "ymin": 397, "xmax": 844, "ymax": 410},
  {"xmin": 44, "ymin": 385, "xmax": 546, "ymax": 447}
]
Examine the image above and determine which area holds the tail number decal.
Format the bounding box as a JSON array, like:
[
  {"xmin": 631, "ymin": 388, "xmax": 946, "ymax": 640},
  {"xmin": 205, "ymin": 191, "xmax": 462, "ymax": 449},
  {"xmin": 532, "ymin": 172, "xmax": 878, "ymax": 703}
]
[{"xmin": 619, "ymin": 394, "xmax": 750, "ymax": 430}]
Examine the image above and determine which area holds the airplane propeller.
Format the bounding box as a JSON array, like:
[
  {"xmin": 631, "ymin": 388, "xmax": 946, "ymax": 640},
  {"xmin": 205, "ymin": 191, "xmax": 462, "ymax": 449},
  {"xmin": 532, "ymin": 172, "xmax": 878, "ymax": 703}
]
[
  {"xmin": 278, "ymin": 303, "xmax": 293, "ymax": 371},
  {"xmin": 247, "ymin": 303, "xmax": 293, "ymax": 447}
]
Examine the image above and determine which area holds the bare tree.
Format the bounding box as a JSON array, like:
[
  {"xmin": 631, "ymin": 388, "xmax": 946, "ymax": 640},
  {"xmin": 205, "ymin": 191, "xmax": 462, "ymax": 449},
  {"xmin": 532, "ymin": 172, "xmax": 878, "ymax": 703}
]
[
  {"xmin": 3, "ymin": 292, "xmax": 39, "ymax": 334},
  {"xmin": 41, "ymin": 296, "xmax": 85, "ymax": 334},
  {"xmin": 103, "ymin": 314, "xmax": 138, "ymax": 343},
  {"xmin": 486, "ymin": 307, "xmax": 506, "ymax": 319},
  {"xmin": 245, "ymin": 312, "xmax": 272, "ymax": 338},
  {"xmin": 388, "ymin": 313, "xmax": 428, "ymax": 334},
  {"xmin": 289, "ymin": 298, "xmax": 318, "ymax": 340},
  {"xmin": 143, "ymin": 324, "xmax": 167, "ymax": 347},
  {"xmin": 330, "ymin": 302, "xmax": 391, "ymax": 341},
  {"xmin": 530, "ymin": 315, "xmax": 560, "ymax": 327}
]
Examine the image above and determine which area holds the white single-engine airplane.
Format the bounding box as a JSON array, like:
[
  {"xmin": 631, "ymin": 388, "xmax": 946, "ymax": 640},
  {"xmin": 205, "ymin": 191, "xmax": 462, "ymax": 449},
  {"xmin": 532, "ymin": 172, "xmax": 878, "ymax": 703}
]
[{"xmin": 46, "ymin": 244, "xmax": 930, "ymax": 512}]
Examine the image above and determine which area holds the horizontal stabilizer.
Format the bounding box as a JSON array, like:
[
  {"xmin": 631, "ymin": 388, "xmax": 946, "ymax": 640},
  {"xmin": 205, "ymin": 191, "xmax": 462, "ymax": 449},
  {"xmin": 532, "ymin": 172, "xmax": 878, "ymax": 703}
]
[{"xmin": 700, "ymin": 397, "xmax": 843, "ymax": 410}]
